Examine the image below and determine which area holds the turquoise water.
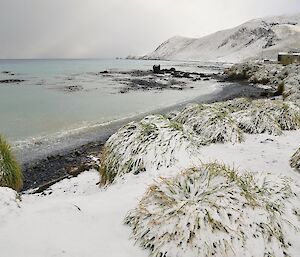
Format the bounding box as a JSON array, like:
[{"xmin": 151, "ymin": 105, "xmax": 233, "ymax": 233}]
[{"xmin": 0, "ymin": 59, "xmax": 221, "ymax": 160}]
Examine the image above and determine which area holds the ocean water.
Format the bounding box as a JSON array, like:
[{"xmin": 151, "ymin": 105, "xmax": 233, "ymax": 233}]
[{"xmin": 0, "ymin": 59, "xmax": 222, "ymax": 161}]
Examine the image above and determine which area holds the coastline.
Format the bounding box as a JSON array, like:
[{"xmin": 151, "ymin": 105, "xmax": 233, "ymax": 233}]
[{"xmin": 21, "ymin": 81, "xmax": 271, "ymax": 192}]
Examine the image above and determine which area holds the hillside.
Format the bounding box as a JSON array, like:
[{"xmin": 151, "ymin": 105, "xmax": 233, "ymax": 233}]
[{"xmin": 141, "ymin": 13, "xmax": 300, "ymax": 62}]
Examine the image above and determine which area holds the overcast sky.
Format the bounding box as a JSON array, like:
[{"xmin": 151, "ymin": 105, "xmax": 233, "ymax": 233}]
[{"xmin": 0, "ymin": 0, "xmax": 299, "ymax": 59}]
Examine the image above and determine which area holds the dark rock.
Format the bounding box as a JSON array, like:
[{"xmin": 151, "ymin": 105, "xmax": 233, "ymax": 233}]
[
  {"xmin": 21, "ymin": 141, "xmax": 103, "ymax": 191},
  {"xmin": 63, "ymin": 85, "xmax": 84, "ymax": 93},
  {"xmin": 66, "ymin": 164, "xmax": 90, "ymax": 177},
  {"xmin": 0, "ymin": 79, "xmax": 25, "ymax": 83},
  {"xmin": 153, "ymin": 65, "xmax": 161, "ymax": 74},
  {"xmin": 199, "ymin": 73, "xmax": 210, "ymax": 78},
  {"xmin": 183, "ymin": 72, "xmax": 191, "ymax": 78},
  {"xmin": 120, "ymin": 89, "xmax": 128, "ymax": 94}
]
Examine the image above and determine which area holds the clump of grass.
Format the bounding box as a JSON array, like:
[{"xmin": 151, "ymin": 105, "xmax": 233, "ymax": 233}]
[
  {"xmin": 277, "ymin": 82, "xmax": 285, "ymax": 96},
  {"xmin": 232, "ymin": 105, "xmax": 282, "ymax": 135},
  {"xmin": 174, "ymin": 104, "xmax": 244, "ymax": 144},
  {"xmin": 290, "ymin": 147, "xmax": 300, "ymax": 170},
  {"xmin": 99, "ymin": 115, "xmax": 201, "ymax": 185},
  {"xmin": 212, "ymin": 97, "xmax": 253, "ymax": 113},
  {"xmin": 125, "ymin": 162, "xmax": 300, "ymax": 257},
  {"xmin": 232, "ymin": 99, "xmax": 300, "ymax": 135},
  {"xmin": 0, "ymin": 136, "xmax": 23, "ymax": 191},
  {"xmin": 267, "ymin": 100, "xmax": 300, "ymax": 131}
]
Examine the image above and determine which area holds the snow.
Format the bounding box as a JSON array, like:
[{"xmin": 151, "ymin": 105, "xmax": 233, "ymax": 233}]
[
  {"xmin": 0, "ymin": 187, "xmax": 21, "ymax": 226},
  {"xmin": 0, "ymin": 129, "xmax": 299, "ymax": 257},
  {"xmin": 142, "ymin": 13, "xmax": 300, "ymax": 63}
]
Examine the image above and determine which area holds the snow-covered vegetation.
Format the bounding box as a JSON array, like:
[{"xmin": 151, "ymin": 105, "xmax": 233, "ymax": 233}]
[
  {"xmin": 232, "ymin": 100, "xmax": 300, "ymax": 135},
  {"xmin": 99, "ymin": 115, "xmax": 201, "ymax": 185},
  {"xmin": 225, "ymin": 62, "xmax": 300, "ymax": 101},
  {"xmin": 0, "ymin": 136, "xmax": 22, "ymax": 191},
  {"xmin": 214, "ymin": 98, "xmax": 253, "ymax": 112},
  {"xmin": 290, "ymin": 148, "xmax": 300, "ymax": 170},
  {"xmin": 174, "ymin": 103, "xmax": 244, "ymax": 144},
  {"xmin": 141, "ymin": 14, "xmax": 300, "ymax": 62},
  {"xmin": 125, "ymin": 162, "xmax": 300, "ymax": 257},
  {"xmin": 1, "ymin": 128, "xmax": 300, "ymax": 257},
  {"xmin": 100, "ymin": 98, "xmax": 300, "ymax": 185}
]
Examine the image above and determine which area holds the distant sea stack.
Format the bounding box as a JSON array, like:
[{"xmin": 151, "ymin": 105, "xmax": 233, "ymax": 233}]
[{"xmin": 140, "ymin": 13, "xmax": 300, "ymax": 63}]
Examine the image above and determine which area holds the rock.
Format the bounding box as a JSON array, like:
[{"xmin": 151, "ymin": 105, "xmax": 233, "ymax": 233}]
[
  {"xmin": 153, "ymin": 65, "xmax": 161, "ymax": 74},
  {"xmin": 66, "ymin": 160, "xmax": 99, "ymax": 177},
  {"xmin": 183, "ymin": 72, "xmax": 191, "ymax": 78},
  {"xmin": 63, "ymin": 85, "xmax": 83, "ymax": 93},
  {"xmin": 0, "ymin": 79, "xmax": 25, "ymax": 83}
]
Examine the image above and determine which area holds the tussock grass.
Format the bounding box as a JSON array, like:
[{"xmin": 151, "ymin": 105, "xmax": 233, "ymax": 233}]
[
  {"xmin": 212, "ymin": 97, "xmax": 253, "ymax": 113},
  {"xmin": 125, "ymin": 163, "xmax": 300, "ymax": 257},
  {"xmin": 174, "ymin": 104, "xmax": 244, "ymax": 144},
  {"xmin": 290, "ymin": 148, "xmax": 300, "ymax": 170},
  {"xmin": 0, "ymin": 136, "xmax": 23, "ymax": 191},
  {"xmin": 99, "ymin": 115, "xmax": 201, "ymax": 185},
  {"xmin": 233, "ymin": 99, "xmax": 300, "ymax": 135}
]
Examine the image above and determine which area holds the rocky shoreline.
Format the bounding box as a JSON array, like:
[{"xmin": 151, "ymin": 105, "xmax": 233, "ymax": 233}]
[
  {"xmin": 224, "ymin": 62, "xmax": 300, "ymax": 100},
  {"xmin": 99, "ymin": 65, "xmax": 223, "ymax": 93},
  {"xmin": 22, "ymin": 141, "xmax": 103, "ymax": 193},
  {"xmin": 21, "ymin": 73, "xmax": 272, "ymax": 193}
]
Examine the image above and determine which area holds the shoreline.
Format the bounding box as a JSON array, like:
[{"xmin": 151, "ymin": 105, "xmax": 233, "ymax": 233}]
[{"xmin": 21, "ymin": 81, "xmax": 271, "ymax": 192}]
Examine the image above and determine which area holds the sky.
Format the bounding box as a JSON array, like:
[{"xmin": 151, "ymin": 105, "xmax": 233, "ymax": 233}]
[{"xmin": 0, "ymin": 0, "xmax": 299, "ymax": 59}]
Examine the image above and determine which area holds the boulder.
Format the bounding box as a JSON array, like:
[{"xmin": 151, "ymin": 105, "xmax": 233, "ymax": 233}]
[{"xmin": 153, "ymin": 65, "xmax": 161, "ymax": 74}]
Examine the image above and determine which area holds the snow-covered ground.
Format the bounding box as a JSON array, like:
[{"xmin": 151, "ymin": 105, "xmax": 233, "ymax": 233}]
[
  {"xmin": 0, "ymin": 130, "xmax": 299, "ymax": 257},
  {"xmin": 141, "ymin": 13, "xmax": 300, "ymax": 62}
]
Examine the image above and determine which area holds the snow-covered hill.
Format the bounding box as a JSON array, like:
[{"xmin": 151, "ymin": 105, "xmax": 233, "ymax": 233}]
[{"xmin": 142, "ymin": 13, "xmax": 300, "ymax": 63}]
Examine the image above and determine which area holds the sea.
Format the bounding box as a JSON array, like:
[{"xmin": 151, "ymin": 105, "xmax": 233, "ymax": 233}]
[{"xmin": 0, "ymin": 59, "xmax": 224, "ymax": 162}]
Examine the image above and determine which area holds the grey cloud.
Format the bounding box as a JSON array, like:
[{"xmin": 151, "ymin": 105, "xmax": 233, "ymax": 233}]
[{"xmin": 0, "ymin": 0, "xmax": 299, "ymax": 58}]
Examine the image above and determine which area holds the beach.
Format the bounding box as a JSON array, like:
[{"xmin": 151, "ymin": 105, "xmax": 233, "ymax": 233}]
[
  {"xmin": 18, "ymin": 72, "xmax": 270, "ymax": 191},
  {"xmin": 0, "ymin": 59, "xmax": 267, "ymax": 191}
]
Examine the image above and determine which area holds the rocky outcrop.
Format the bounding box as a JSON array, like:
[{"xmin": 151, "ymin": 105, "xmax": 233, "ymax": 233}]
[{"xmin": 224, "ymin": 62, "xmax": 300, "ymax": 101}]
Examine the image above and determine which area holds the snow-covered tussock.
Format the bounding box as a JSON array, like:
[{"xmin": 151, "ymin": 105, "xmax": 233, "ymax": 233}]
[
  {"xmin": 125, "ymin": 163, "xmax": 300, "ymax": 257},
  {"xmin": 99, "ymin": 115, "xmax": 201, "ymax": 185},
  {"xmin": 233, "ymin": 99, "xmax": 300, "ymax": 135},
  {"xmin": 290, "ymin": 148, "xmax": 300, "ymax": 170},
  {"xmin": 225, "ymin": 62, "xmax": 300, "ymax": 102},
  {"xmin": 0, "ymin": 136, "xmax": 23, "ymax": 191},
  {"xmin": 214, "ymin": 98, "xmax": 253, "ymax": 112},
  {"xmin": 174, "ymin": 104, "xmax": 244, "ymax": 144}
]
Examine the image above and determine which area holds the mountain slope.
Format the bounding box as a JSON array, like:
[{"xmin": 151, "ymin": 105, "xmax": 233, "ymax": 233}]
[{"xmin": 142, "ymin": 13, "xmax": 300, "ymax": 62}]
